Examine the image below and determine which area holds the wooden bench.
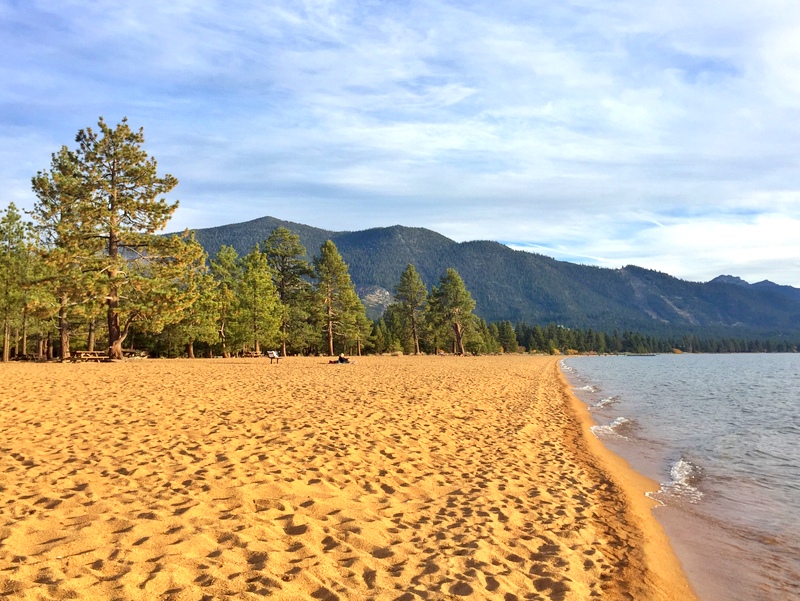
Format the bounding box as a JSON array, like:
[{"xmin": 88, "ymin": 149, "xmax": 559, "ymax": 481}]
[
  {"xmin": 266, "ymin": 350, "xmax": 281, "ymax": 364},
  {"xmin": 71, "ymin": 350, "xmax": 109, "ymax": 362}
]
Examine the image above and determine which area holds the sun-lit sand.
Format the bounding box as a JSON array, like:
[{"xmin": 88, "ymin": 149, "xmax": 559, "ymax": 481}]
[{"xmin": 0, "ymin": 355, "xmax": 696, "ymax": 600}]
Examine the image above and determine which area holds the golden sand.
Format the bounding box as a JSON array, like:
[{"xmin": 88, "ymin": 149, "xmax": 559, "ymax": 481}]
[{"xmin": 0, "ymin": 355, "xmax": 696, "ymax": 600}]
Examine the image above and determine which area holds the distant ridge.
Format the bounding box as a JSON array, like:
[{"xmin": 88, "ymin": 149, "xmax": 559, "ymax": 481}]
[
  {"xmin": 179, "ymin": 216, "xmax": 800, "ymax": 336},
  {"xmin": 709, "ymin": 275, "xmax": 750, "ymax": 287}
]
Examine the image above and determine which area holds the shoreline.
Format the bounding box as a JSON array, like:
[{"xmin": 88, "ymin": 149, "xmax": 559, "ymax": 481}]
[
  {"xmin": 0, "ymin": 355, "xmax": 695, "ymax": 599},
  {"xmin": 562, "ymin": 353, "xmax": 800, "ymax": 601},
  {"xmin": 555, "ymin": 361, "xmax": 699, "ymax": 601}
]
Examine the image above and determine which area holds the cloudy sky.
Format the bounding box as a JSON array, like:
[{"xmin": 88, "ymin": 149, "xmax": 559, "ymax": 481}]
[{"xmin": 3, "ymin": 0, "xmax": 800, "ymax": 285}]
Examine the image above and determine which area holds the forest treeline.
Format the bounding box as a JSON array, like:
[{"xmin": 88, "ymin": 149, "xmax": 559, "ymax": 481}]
[
  {"xmin": 189, "ymin": 218, "xmax": 800, "ymax": 337},
  {"xmin": 1, "ymin": 118, "xmax": 797, "ymax": 361},
  {"xmin": 0, "ymin": 119, "xmax": 486, "ymax": 360}
]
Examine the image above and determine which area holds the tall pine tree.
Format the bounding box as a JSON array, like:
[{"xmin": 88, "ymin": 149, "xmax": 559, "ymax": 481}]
[
  {"xmin": 262, "ymin": 227, "xmax": 313, "ymax": 356},
  {"xmin": 209, "ymin": 245, "xmax": 242, "ymax": 357},
  {"xmin": 0, "ymin": 203, "xmax": 33, "ymax": 362},
  {"xmin": 36, "ymin": 117, "xmax": 203, "ymax": 358},
  {"xmin": 238, "ymin": 247, "xmax": 280, "ymax": 354},
  {"xmin": 313, "ymin": 240, "xmax": 366, "ymax": 356},
  {"xmin": 31, "ymin": 146, "xmax": 93, "ymax": 359},
  {"xmin": 393, "ymin": 263, "xmax": 428, "ymax": 355},
  {"xmin": 429, "ymin": 268, "xmax": 476, "ymax": 355}
]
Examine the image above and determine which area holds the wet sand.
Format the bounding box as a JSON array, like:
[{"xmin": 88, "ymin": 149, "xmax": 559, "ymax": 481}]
[{"xmin": 0, "ymin": 355, "xmax": 696, "ymax": 600}]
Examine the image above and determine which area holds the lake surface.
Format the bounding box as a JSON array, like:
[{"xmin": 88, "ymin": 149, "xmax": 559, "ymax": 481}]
[{"xmin": 563, "ymin": 354, "xmax": 800, "ymax": 601}]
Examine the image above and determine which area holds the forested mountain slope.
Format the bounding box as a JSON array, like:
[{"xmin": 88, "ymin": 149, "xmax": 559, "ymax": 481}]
[{"xmin": 181, "ymin": 216, "xmax": 800, "ymax": 336}]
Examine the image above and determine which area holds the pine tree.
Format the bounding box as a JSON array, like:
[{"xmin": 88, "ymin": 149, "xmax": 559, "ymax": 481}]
[
  {"xmin": 31, "ymin": 146, "xmax": 94, "ymax": 359},
  {"xmin": 428, "ymin": 268, "xmax": 476, "ymax": 355},
  {"xmin": 393, "ymin": 263, "xmax": 428, "ymax": 354},
  {"xmin": 497, "ymin": 320, "xmax": 518, "ymax": 353},
  {"xmin": 488, "ymin": 322, "xmax": 501, "ymax": 352},
  {"xmin": 238, "ymin": 247, "xmax": 280, "ymax": 354},
  {"xmin": 165, "ymin": 271, "xmax": 219, "ymax": 358},
  {"xmin": 372, "ymin": 319, "xmax": 388, "ymax": 354},
  {"xmin": 0, "ymin": 203, "xmax": 33, "ymax": 362},
  {"xmin": 209, "ymin": 245, "xmax": 242, "ymax": 357},
  {"xmin": 532, "ymin": 324, "xmax": 546, "ymax": 352},
  {"xmin": 339, "ymin": 286, "xmax": 372, "ymax": 356},
  {"xmin": 380, "ymin": 304, "xmax": 409, "ymax": 353},
  {"xmin": 33, "ymin": 117, "xmax": 202, "ymax": 359},
  {"xmin": 262, "ymin": 227, "xmax": 313, "ymax": 356},
  {"xmin": 467, "ymin": 318, "xmax": 500, "ymax": 355},
  {"xmin": 313, "ymin": 240, "xmax": 366, "ymax": 356}
]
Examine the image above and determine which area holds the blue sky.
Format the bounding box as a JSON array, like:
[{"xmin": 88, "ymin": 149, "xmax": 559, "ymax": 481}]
[{"xmin": 3, "ymin": 0, "xmax": 800, "ymax": 285}]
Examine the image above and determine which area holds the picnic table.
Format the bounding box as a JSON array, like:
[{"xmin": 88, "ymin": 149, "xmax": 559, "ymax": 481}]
[
  {"xmin": 122, "ymin": 349, "xmax": 148, "ymax": 359},
  {"xmin": 70, "ymin": 350, "xmax": 109, "ymax": 362}
]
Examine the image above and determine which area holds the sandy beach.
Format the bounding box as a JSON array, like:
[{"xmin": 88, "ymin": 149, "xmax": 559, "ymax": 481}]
[{"xmin": 0, "ymin": 355, "xmax": 696, "ymax": 600}]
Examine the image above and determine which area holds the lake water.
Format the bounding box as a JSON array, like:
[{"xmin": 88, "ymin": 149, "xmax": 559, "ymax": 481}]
[{"xmin": 562, "ymin": 354, "xmax": 800, "ymax": 601}]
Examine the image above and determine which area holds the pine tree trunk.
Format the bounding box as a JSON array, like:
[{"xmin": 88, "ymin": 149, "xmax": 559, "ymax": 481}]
[
  {"xmin": 59, "ymin": 300, "xmax": 70, "ymax": 360},
  {"xmin": 87, "ymin": 319, "xmax": 96, "ymax": 352},
  {"xmin": 107, "ymin": 289, "xmax": 125, "ymax": 359},
  {"xmin": 106, "ymin": 216, "xmax": 122, "ymax": 360},
  {"xmin": 327, "ymin": 305, "xmax": 334, "ymax": 356},
  {"xmin": 108, "ymin": 314, "xmax": 124, "ymax": 359},
  {"xmin": 454, "ymin": 322, "xmax": 465, "ymax": 355},
  {"xmin": 187, "ymin": 342, "xmax": 195, "ymax": 359},
  {"xmin": 21, "ymin": 308, "xmax": 28, "ymax": 357},
  {"xmin": 251, "ymin": 285, "xmax": 259, "ymax": 354},
  {"xmin": 455, "ymin": 324, "xmax": 465, "ymax": 355},
  {"xmin": 219, "ymin": 322, "xmax": 230, "ymax": 358},
  {"xmin": 2, "ymin": 319, "xmax": 10, "ymax": 362},
  {"xmin": 412, "ymin": 317, "xmax": 420, "ymax": 355}
]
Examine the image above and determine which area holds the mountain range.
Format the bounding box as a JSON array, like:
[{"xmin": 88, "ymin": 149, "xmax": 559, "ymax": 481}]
[{"xmin": 180, "ymin": 216, "xmax": 800, "ymax": 338}]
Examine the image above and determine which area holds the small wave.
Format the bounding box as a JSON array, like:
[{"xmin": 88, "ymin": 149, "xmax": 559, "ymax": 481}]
[
  {"xmin": 590, "ymin": 395, "xmax": 620, "ymax": 410},
  {"xmin": 559, "ymin": 360, "xmax": 575, "ymax": 373},
  {"xmin": 590, "ymin": 416, "xmax": 633, "ymax": 439},
  {"xmin": 647, "ymin": 458, "xmax": 704, "ymax": 506},
  {"xmin": 577, "ymin": 385, "xmax": 599, "ymax": 393}
]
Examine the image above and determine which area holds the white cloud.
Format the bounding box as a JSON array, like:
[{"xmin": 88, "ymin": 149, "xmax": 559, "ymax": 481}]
[
  {"xmin": 507, "ymin": 209, "xmax": 800, "ymax": 285},
  {"xmin": 3, "ymin": 0, "xmax": 800, "ymax": 285}
]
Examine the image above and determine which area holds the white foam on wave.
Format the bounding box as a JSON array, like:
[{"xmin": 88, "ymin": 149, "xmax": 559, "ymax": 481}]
[
  {"xmin": 591, "ymin": 395, "xmax": 620, "ymax": 410},
  {"xmin": 590, "ymin": 416, "xmax": 632, "ymax": 439},
  {"xmin": 559, "ymin": 360, "xmax": 575, "ymax": 373},
  {"xmin": 646, "ymin": 458, "xmax": 704, "ymax": 506},
  {"xmin": 578, "ymin": 385, "xmax": 599, "ymax": 393}
]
